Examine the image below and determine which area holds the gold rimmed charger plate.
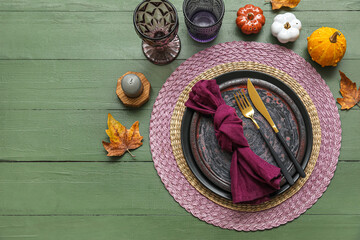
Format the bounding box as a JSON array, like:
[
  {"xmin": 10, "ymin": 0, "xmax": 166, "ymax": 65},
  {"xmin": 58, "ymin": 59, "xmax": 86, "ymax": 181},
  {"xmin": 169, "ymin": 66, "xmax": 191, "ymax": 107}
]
[{"xmin": 170, "ymin": 61, "xmax": 321, "ymax": 212}]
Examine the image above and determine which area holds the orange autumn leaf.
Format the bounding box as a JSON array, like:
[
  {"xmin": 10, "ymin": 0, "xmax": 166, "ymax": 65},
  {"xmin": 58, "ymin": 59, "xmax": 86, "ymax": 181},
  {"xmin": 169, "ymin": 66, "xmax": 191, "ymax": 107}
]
[
  {"xmin": 337, "ymin": 71, "xmax": 360, "ymax": 110},
  {"xmin": 271, "ymin": 0, "xmax": 301, "ymax": 10},
  {"xmin": 102, "ymin": 113, "xmax": 143, "ymax": 157}
]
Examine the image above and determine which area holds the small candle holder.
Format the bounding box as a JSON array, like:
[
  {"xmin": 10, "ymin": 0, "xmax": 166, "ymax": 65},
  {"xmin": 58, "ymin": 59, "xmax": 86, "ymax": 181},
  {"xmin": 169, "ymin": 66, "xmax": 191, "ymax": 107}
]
[{"xmin": 116, "ymin": 71, "xmax": 151, "ymax": 108}]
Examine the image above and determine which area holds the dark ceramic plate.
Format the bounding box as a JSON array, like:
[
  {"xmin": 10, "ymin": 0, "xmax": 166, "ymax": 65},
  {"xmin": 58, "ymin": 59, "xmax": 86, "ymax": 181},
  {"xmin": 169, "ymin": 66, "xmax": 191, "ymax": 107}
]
[{"xmin": 181, "ymin": 70, "xmax": 313, "ymax": 200}]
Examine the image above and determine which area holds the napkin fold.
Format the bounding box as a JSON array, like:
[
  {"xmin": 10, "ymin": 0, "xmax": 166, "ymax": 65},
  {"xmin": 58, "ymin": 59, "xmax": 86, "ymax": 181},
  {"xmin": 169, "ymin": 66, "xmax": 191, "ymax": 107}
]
[{"xmin": 185, "ymin": 79, "xmax": 281, "ymax": 204}]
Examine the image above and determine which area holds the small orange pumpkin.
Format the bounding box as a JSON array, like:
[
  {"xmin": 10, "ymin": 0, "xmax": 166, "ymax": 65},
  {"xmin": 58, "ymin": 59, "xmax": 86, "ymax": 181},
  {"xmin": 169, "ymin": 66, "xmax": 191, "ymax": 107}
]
[
  {"xmin": 236, "ymin": 4, "xmax": 265, "ymax": 35},
  {"xmin": 307, "ymin": 27, "xmax": 346, "ymax": 67}
]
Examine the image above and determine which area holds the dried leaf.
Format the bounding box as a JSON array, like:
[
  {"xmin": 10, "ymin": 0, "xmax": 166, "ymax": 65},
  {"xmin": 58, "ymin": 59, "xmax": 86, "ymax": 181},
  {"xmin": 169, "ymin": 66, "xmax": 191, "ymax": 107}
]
[
  {"xmin": 102, "ymin": 113, "xmax": 143, "ymax": 157},
  {"xmin": 337, "ymin": 71, "xmax": 360, "ymax": 110},
  {"xmin": 271, "ymin": 0, "xmax": 301, "ymax": 10}
]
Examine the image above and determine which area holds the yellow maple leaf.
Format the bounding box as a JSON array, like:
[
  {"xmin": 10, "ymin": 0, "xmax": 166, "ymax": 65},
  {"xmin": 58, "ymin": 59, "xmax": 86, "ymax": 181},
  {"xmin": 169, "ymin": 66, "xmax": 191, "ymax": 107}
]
[
  {"xmin": 271, "ymin": 0, "xmax": 301, "ymax": 10},
  {"xmin": 102, "ymin": 113, "xmax": 143, "ymax": 157}
]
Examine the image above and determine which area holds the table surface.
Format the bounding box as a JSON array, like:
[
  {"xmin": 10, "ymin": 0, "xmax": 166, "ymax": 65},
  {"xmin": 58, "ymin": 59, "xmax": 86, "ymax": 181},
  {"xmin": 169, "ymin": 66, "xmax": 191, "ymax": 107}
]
[{"xmin": 0, "ymin": 0, "xmax": 359, "ymax": 239}]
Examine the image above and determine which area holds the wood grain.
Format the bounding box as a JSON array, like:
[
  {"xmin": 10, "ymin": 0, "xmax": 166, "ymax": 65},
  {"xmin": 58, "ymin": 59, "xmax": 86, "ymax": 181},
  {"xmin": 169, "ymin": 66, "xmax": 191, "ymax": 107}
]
[
  {"xmin": 0, "ymin": 0, "xmax": 359, "ymax": 238},
  {"xmin": 0, "ymin": 59, "xmax": 359, "ymax": 111},
  {"xmin": 0, "ymin": 11, "xmax": 359, "ymax": 60},
  {"xmin": 0, "ymin": 0, "xmax": 359, "ymax": 11},
  {"xmin": 0, "ymin": 215, "xmax": 359, "ymax": 240},
  {"xmin": 0, "ymin": 162, "xmax": 358, "ymax": 215},
  {"xmin": 0, "ymin": 109, "xmax": 358, "ymax": 161}
]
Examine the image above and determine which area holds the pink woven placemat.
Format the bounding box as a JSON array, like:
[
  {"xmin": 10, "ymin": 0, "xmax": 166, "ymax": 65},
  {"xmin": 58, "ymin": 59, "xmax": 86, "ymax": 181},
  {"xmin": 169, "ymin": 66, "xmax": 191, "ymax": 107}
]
[{"xmin": 149, "ymin": 41, "xmax": 341, "ymax": 231}]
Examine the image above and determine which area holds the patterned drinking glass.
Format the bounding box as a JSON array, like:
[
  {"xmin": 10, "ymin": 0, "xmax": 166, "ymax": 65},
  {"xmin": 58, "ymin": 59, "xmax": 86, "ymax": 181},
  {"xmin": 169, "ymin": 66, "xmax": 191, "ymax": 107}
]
[
  {"xmin": 133, "ymin": 0, "xmax": 181, "ymax": 65},
  {"xmin": 183, "ymin": 0, "xmax": 225, "ymax": 43}
]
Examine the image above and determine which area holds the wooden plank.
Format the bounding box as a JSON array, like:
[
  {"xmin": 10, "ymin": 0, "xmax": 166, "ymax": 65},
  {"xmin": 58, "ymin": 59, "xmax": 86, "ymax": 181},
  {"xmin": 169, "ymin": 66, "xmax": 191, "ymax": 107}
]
[
  {"xmin": 0, "ymin": 0, "xmax": 359, "ymax": 12},
  {"xmin": 0, "ymin": 215, "xmax": 359, "ymax": 240},
  {"xmin": 339, "ymin": 111, "xmax": 360, "ymax": 160},
  {"xmin": 0, "ymin": 109, "xmax": 152, "ymax": 162},
  {"xmin": 1, "ymin": 60, "xmax": 359, "ymax": 111},
  {"xmin": 0, "ymin": 11, "xmax": 359, "ymax": 60},
  {"xmin": 0, "ymin": 60, "xmax": 176, "ymax": 110},
  {"xmin": 305, "ymin": 162, "xmax": 360, "ymax": 215},
  {"xmin": 0, "ymin": 109, "xmax": 358, "ymax": 161},
  {"xmin": 0, "ymin": 162, "xmax": 358, "ymax": 215},
  {"xmin": 319, "ymin": 60, "xmax": 359, "ymax": 102},
  {"xmin": 0, "ymin": 1, "xmax": 358, "ymax": 239},
  {"xmin": 0, "ymin": 162, "xmax": 184, "ymax": 216}
]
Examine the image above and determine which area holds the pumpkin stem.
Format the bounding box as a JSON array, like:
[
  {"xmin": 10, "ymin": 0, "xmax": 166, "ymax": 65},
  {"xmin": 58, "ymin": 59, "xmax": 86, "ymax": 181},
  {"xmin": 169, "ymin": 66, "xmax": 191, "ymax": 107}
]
[
  {"xmin": 284, "ymin": 22, "xmax": 291, "ymax": 29},
  {"xmin": 248, "ymin": 13, "xmax": 254, "ymax": 20},
  {"xmin": 329, "ymin": 31, "xmax": 341, "ymax": 43}
]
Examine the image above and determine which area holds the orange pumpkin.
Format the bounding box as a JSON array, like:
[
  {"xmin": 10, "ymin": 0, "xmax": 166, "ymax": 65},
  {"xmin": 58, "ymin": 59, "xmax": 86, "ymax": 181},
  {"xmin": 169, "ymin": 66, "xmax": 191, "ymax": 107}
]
[
  {"xmin": 236, "ymin": 4, "xmax": 265, "ymax": 35},
  {"xmin": 307, "ymin": 27, "xmax": 346, "ymax": 67}
]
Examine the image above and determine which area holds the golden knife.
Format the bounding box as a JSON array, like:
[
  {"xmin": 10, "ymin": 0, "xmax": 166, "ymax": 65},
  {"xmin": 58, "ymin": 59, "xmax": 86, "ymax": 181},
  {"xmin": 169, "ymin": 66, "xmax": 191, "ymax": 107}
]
[{"xmin": 247, "ymin": 79, "xmax": 306, "ymax": 178}]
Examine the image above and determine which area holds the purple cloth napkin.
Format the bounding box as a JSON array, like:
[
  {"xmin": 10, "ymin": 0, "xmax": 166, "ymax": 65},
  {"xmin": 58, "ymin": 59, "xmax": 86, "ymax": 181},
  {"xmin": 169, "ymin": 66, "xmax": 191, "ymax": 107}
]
[{"xmin": 185, "ymin": 79, "xmax": 281, "ymax": 204}]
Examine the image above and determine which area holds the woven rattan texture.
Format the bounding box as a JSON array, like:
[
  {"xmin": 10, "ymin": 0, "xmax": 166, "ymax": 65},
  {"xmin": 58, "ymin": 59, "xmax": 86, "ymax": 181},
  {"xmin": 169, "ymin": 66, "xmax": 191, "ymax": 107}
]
[
  {"xmin": 149, "ymin": 41, "xmax": 341, "ymax": 231},
  {"xmin": 170, "ymin": 61, "xmax": 321, "ymax": 212}
]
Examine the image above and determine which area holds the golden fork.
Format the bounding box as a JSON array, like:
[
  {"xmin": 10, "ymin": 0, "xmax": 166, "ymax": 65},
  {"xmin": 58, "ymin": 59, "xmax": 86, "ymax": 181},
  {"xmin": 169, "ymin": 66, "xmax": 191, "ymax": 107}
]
[
  {"xmin": 234, "ymin": 89, "xmax": 260, "ymax": 130},
  {"xmin": 234, "ymin": 89, "xmax": 294, "ymax": 185}
]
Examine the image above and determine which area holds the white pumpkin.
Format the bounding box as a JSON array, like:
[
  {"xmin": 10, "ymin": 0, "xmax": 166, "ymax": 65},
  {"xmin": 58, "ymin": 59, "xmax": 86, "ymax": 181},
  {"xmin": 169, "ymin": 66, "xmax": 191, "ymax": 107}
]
[{"xmin": 271, "ymin": 13, "xmax": 301, "ymax": 43}]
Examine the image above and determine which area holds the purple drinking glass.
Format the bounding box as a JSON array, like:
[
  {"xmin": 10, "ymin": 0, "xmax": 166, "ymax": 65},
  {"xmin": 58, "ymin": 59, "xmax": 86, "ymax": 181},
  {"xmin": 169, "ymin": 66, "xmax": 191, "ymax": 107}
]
[
  {"xmin": 133, "ymin": 0, "xmax": 181, "ymax": 65},
  {"xmin": 183, "ymin": 0, "xmax": 225, "ymax": 43}
]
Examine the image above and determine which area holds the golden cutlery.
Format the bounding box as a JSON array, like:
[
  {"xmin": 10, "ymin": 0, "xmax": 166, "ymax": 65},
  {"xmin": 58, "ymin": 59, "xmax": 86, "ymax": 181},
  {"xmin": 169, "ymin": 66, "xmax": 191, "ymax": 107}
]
[
  {"xmin": 234, "ymin": 89, "xmax": 294, "ymax": 185},
  {"xmin": 247, "ymin": 79, "xmax": 306, "ymax": 178}
]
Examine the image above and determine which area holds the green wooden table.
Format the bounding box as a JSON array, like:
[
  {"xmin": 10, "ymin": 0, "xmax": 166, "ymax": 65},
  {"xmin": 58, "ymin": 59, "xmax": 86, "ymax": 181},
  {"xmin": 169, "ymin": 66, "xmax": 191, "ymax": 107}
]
[{"xmin": 0, "ymin": 0, "xmax": 359, "ymax": 239}]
